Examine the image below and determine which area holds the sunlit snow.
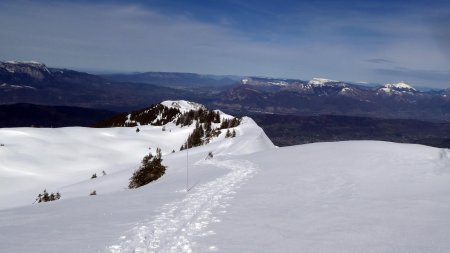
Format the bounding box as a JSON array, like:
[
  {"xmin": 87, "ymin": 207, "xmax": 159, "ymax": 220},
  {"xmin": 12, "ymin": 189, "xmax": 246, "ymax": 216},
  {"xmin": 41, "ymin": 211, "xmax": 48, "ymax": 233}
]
[{"xmin": 1, "ymin": 105, "xmax": 450, "ymax": 252}]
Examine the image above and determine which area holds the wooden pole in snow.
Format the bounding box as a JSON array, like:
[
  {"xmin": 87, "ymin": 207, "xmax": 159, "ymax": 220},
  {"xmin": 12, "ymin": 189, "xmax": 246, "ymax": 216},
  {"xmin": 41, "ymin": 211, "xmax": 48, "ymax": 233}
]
[{"xmin": 186, "ymin": 137, "xmax": 189, "ymax": 192}]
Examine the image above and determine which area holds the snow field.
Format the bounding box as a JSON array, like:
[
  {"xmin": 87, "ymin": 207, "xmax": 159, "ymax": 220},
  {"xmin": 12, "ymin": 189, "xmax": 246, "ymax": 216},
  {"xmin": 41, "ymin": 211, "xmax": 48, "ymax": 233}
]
[
  {"xmin": 1, "ymin": 108, "xmax": 450, "ymax": 252},
  {"xmin": 108, "ymin": 158, "xmax": 257, "ymax": 253}
]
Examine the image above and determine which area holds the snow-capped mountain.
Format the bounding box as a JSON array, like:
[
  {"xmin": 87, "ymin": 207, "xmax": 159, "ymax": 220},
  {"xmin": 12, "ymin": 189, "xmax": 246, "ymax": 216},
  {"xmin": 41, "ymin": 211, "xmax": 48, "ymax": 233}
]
[
  {"xmin": 241, "ymin": 77, "xmax": 289, "ymax": 87},
  {"xmin": 239, "ymin": 76, "xmax": 418, "ymax": 95},
  {"xmin": 0, "ymin": 60, "xmax": 186, "ymax": 111},
  {"xmin": 307, "ymin": 77, "xmax": 341, "ymax": 87},
  {"xmin": 0, "ymin": 60, "xmax": 52, "ymax": 83},
  {"xmin": 93, "ymin": 100, "xmax": 236, "ymax": 129},
  {"xmin": 1, "ymin": 60, "xmax": 50, "ymax": 73},
  {"xmin": 217, "ymin": 76, "xmax": 449, "ymax": 121},
  {"xmin": 377, "ymin": 82, "xmax": 417, "ymax": 95},
  {"xmin": 1, "ymin": 100, "xmax": 450, "ymax": 252}
]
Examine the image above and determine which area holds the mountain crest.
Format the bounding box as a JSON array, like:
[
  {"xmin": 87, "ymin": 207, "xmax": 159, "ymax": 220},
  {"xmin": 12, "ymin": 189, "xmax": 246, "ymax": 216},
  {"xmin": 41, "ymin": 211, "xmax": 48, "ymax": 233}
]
[
  {"xmin": 308, "ymin": 78, "xmax": 340, "ymax": 87},
  {"xmin": 378, "ymin": 81, "xmax": 417, "ymax": 95},
  {"xmin": 384, "ymin": 82, "xmax": 416, "ymax": 91},
  {"xmin": 0, "ymin": 60, "xmax": 51, "ymax": 81},
  {"xmin": 161, "ymin": 100, "xmax": 206, "ymax": 113}
]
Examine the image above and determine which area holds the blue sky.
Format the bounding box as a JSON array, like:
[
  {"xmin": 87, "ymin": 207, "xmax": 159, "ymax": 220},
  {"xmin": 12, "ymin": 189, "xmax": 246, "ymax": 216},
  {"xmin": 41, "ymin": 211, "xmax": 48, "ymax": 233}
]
[{"xmin": 0, "ymin": 0, "xmax": 449, "ymax": 88}]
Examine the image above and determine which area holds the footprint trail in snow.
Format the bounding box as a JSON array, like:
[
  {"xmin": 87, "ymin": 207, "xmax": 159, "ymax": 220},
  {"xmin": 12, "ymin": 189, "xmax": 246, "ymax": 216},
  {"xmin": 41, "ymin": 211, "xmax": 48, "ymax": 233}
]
[{"xmin": 108, "ymin": 159, "xmax": 257, "ymax": 253}]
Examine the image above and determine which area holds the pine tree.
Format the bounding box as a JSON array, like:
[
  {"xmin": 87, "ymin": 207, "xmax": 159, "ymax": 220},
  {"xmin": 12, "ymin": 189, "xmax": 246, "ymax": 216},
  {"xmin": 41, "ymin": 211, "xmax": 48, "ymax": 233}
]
[
  {"xmin": 129, "ymin": 148, "xmax": 166, "ymax": 189},
  {"xmin": 232, "ymin": 129, "xmax": 236, "ymax": 137},
  {"xmin": 36, "ymin": 193, "xmax": 42, "ymax": 203},
  {"xmin": 220, "ymin": 119, "xmax": 229, "ymax": 129},
  {"xmin": 35, "ymin": 190, "xmax": 61, "ymax": 203},
  {"xmin": 214, "ymin": 111, "xmax": 220, "ymax": 123},
  {"xmin": 42, "ymin": 189, "xmax": 50, "ymax": 202}
]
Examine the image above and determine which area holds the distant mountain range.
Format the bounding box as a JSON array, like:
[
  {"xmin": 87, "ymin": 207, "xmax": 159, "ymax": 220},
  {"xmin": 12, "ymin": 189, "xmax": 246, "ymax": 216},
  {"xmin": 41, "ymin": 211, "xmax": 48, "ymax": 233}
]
[
  {"xmin": 213, "ymin": 77, "xmax": 450, "ymax": 121},
  {"xmin": 1, "ymin": 60, "xmax": 449, "ymax": 121},
  {"xmin": 0, "ymin": 61, "xmax": 190, "ymax": 111}
]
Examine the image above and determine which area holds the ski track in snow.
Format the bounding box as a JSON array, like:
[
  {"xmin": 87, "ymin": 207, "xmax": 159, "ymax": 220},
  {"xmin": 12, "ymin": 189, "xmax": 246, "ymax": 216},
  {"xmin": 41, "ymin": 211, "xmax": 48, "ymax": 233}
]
[{"xmin": 107, "ymin": 158, "xmax": 257, "ymax": 253}]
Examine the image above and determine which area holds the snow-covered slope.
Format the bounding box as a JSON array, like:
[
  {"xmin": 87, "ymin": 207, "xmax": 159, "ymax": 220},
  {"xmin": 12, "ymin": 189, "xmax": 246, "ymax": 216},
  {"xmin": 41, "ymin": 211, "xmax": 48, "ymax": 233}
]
[
  {"xmin": 203, "ymin": 141, "xmax": 450, "ymax": 252},
  {"xmin": 1, "ymin": 103, "xmax": 450, "ymax": 252},
  {"xmin": 0, "ymin": 101, "xmax": 254, "ymax": 209}
]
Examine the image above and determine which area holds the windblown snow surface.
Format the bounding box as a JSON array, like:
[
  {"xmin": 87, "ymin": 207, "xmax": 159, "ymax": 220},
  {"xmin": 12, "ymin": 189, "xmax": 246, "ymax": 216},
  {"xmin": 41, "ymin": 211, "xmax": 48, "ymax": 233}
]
[{"xmin": 1, "ymin": 115, "xmax": 450, "ymax": 252}]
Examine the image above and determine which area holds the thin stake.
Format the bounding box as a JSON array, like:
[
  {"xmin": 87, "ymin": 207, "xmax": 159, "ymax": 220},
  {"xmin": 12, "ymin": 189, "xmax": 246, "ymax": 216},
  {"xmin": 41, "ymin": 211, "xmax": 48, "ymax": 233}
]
[{"xmin": 186, "ymin": 138, "xmax": 189, "ymax": 192}]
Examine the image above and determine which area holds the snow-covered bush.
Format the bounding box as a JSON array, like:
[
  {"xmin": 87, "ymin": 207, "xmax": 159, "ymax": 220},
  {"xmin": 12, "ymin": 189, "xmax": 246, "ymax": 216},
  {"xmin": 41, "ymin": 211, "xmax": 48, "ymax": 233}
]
[
  {"xmin": 129, "ymin": 148, "xmax": 166, "ymax": 189},
  {"xmin": 35, "ymin": 189, "xmax": 61, "ymax": 203}
]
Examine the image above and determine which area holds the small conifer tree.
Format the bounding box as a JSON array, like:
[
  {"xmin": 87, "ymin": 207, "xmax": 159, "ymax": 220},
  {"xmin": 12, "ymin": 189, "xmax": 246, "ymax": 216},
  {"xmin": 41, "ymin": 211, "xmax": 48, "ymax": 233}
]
[
  {"xmin": 42, "ymin": 189, "xmax": 50, "ymax": 202},
  {"xmin": 35, "ymin": 189, "xmax": 60, "ymax": 203},
  {"xmin": 225, "ymin": 129, "xmax": 231, "ymax": 138},
  {"xmin": 129, "ymin": 148, "xmax": 167, "ymax": 189}
]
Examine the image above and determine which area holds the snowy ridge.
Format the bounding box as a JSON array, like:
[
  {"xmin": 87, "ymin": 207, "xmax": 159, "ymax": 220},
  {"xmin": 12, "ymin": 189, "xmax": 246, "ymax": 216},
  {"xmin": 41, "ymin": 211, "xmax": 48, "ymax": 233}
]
[
  {"xmin": 161, "ymin": 100, "xmax": 206, "ymax": 113},
  {"xmin": 4, "ymin": 60, "xmax": 45, "ymax": 65},
  {"xmin": 0, "ymin": 103, "xmax": 273, "ymax": 209},
  {"xmin": 308, "ymin": 77, "xmax": 339, "ymax": 87},
  {"xmin": 0, "ymin": 60, "xmax": 51, "ymax": 75},
  {"xmin": 240, "ymin": 77, "xmax": 289, "ymax": 87},
  {"xmin": 384, "ymin": 82, "xmax": 416, "ymax": 91},
  {"xmin": 338, "ymin": 86, "xmax": 354, "ymax": 96},
  {"xmin": 267, "ymin": 80, "xmax": 289, "ymax": 86},
  {"xmin": 378, "ymin": 82, "xmax": 416, "ymax": 95}
]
